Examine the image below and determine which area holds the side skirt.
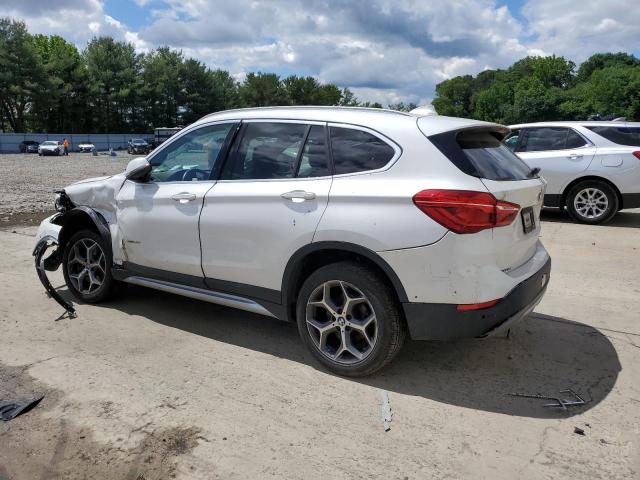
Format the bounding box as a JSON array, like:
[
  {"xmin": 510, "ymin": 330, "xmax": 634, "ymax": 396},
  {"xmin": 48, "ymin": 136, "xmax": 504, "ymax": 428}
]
[
  {"xmin": 123, "ymin": 276, "xmax": 277, "ymax": 318},
  {"xmin": 112, "ymin": 263, "xmax": 286, "ymax": 320}
]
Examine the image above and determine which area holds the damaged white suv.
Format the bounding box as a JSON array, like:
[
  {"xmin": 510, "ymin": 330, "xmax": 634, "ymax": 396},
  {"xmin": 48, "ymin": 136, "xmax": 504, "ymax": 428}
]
[{"xmin": 34, "ymin": 107, "xmax": 551, "ymax": 376}]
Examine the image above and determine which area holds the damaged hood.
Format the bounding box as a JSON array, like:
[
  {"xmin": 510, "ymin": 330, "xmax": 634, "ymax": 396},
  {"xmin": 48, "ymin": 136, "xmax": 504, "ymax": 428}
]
[{"xmin": 64, "ymin": 173, "xmax": 126, "ymax": 223}]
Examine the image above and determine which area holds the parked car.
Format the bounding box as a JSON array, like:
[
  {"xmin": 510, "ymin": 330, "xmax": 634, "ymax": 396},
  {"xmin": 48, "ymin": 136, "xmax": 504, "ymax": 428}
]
[
  {"xmin": 127, "ymin": 138, "xmax": 150, "ymax": 155},
  {"xmin": 33, "ymin": 107, "xmax": 550, "ymax": 376},
  {"xmin": 506, "ymin": 121, "xmax": 640, "ymax": 224},
  {"xmin": 77, "ymin": 143, "xmax": 95, "ymax": 153},
  {"xmin": 38, "ymin": 141, "xmax": 64, "ymax": 156},
  {"xmin": 19, "ymin": 140, "xmax": 40, "ymax": 153}
]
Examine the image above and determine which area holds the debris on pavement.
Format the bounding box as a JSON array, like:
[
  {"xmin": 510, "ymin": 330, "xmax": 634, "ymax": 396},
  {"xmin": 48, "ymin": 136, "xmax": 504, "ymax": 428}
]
[
  {"xmin": 381, "ymin": 390, "xmax": 392, "ymax": 432},
  {"xmin": 0, "ymin": 396, "xmax": 44, "ymax": 421},
  {"xmin": 574, "ymin": 427, "xmax": 586, "ymax": 436},
  {"xmin": 506, "ymin": 388, "xmax": 586, "ymax": 410}
]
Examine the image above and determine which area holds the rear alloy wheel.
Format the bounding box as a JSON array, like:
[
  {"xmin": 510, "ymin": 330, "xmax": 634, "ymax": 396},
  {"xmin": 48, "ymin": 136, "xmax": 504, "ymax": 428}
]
[
  {"xmin": 566, "ymin": 180, "xmax": 618, "ymax": 224},
  {"xmin": 62, "ymin": 229, "xmax": 117, "ymax": 303},
  {"xmin": 296, "ymin": 262, "xmax": 406, "ymax": 377}
]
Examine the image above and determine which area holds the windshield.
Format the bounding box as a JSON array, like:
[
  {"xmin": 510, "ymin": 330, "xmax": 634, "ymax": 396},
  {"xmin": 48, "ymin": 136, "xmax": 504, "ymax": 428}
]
[
  {"xmin": 132, "ymin": 139, "xmax": 146, "ymax": 144},
  {"xmin": 42, "ymin": 141, "xmax": 56, "ymax": 146}
]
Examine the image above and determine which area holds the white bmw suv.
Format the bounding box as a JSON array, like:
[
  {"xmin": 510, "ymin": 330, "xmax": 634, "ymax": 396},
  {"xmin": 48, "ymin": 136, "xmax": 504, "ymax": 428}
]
[
  {"xmin": 34, "ymin": 107, "xmax": 550, "ymax": 376},
  {"xmin": 506, "ymin": 121, "xmax": 640, "ymax": 224}
]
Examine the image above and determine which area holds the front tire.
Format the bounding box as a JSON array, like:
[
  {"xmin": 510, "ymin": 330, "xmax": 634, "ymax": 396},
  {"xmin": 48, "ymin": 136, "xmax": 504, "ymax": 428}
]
[
  {"xmin": 296, "ymin": 261, "xmax": 406, "ymax": 377},
  {"xmin": 566, "ymin": 180, "xmax": 618, "ymax": 224},
  {"xmin": 62, "ymin": 229, "xmax": 117, "ymax": 303}
]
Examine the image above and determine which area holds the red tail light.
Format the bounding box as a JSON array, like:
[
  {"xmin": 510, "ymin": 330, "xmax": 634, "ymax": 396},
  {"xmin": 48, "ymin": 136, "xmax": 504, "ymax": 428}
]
[
  {"xmin": 457, "ymin": 299, "xmax": 500, "ymax": 311},
  {"xmin": 413, "ymin": 189, "xmax": 520, "ymax": 234},
  {"xmin": 633, "ymin": 151, "xmax": 640, "ymax": 160}
]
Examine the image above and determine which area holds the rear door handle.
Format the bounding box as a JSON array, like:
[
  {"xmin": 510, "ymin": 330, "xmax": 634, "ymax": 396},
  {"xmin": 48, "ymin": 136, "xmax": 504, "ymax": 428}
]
[
  {"xmin": 567, "ymin": 153, "xmax": 583, "ymax": 160},
  {"xmin": 171, "ymin": 192, "xmax": 197, "ymax": 203},
  {"xmin": 281, "ymin": 190, "xmax": 316, "ymax": 201}
]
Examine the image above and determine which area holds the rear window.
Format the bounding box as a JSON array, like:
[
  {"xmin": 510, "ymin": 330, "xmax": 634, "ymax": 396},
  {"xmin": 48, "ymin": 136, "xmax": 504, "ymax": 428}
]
[
  {"xmin": 329, "ymin": 127, "xmax": 396, "ymax": 174},
  {"xmin": 429, "ymin": 129, "xmax": 532, "ymax": 181},
  {"xmin": 586, "ymin": 126, "xmax": 640, "ymax": 146}
]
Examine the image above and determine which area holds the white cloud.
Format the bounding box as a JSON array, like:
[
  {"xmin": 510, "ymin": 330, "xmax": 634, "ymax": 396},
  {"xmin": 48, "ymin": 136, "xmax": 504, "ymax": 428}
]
[{"xmin": 0, "ymin": 0, "xmax": 638, "ymax": 104}]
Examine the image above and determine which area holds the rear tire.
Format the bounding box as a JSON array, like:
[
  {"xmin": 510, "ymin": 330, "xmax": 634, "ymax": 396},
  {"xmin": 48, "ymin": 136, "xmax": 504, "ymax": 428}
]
[
  {"xmin": 62, "ymin": 229, "xmax": 117, "ymax": 303},
  {"xmin": 566, "ymin": 180, "xmax": 618, "ymax": 224},
  {"xmin": 296, "ymin": 261, "xmax": 406, "ymax": 377}
]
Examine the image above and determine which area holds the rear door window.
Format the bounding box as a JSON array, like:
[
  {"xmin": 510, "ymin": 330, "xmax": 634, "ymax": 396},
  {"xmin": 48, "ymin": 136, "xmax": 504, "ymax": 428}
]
[
  {"xmin": 586, "ymin": 126, "xmax": 640, "ymax": 146},
  {"xmin": 222, "ymin": 122, "xmax": 307, "ymax": 180},
  {"xmin": 329, "ymin": 127, "xmax": 395, "ymax": 174},
  {"xmin": 520, "ymin": 127, "xmax": 587, "ymax": 152}
]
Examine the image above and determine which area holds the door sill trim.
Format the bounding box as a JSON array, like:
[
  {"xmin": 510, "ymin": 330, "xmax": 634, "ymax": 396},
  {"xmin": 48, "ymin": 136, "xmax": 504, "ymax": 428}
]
[{"xmin": 123, "ymin": 276, "xmax": 277, "ymax": 318}]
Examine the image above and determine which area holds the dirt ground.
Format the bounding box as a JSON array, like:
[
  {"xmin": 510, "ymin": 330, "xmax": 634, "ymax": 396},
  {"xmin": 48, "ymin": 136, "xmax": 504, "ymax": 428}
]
[{"xmin": 1, "ymin": 190, "xmax": 639, "ymax": 477}]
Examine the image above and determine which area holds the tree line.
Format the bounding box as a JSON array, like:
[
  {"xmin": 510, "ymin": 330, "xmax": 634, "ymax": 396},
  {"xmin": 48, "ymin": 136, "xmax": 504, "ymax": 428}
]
[
  {"xmin": 0, "ymin": 18, "xmax": 418, "ymax": 134},
  {"xmin": 433, "ymin": 53, "xmax": 640, "ymax": 123}
]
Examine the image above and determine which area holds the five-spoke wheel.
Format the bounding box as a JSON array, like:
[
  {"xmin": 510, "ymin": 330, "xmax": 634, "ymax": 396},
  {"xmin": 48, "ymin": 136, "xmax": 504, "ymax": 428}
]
[
  {"xmin": 297, "ymin": 261, "xmax": 406, "ymax": 377},
  {"xmin": 62, "ymin": 229, "xmax": 117, "ymax": 302},
  {"xmin": 306, "ymin": 280, "xmax": 378, "ymax": 364}
]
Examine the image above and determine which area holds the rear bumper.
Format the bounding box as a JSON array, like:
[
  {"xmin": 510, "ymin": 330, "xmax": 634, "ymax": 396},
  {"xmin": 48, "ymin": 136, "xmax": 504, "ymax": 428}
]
[
  {"xmin": 621, "ymin": 193, "xmax": 640, "ymax": 209},
  {"xmin": 403, "ymin": 256, "xmax": 551, "ymax": 340}
]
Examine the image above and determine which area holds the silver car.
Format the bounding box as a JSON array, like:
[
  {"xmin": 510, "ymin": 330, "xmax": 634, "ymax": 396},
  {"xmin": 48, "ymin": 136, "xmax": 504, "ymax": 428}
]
[
  {"xmin": 506, "ymin": 122, "xmax": 640, "ymax": 224},
  {"xmin": 34, "ymin": 107, "xmax": 550, "ymax": 376},
  {"xmin": 38, "ymin": 140, "xmax": 64, "ymax": 156}
]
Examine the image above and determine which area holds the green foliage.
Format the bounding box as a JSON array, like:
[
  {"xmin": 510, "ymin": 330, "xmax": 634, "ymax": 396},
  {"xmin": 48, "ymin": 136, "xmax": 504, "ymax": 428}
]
[
  {"xmin": 434, "ymin": 53, "xmax": 640, "ymax": 122},
  {"xmin": 0, "ymin": 17, "xmax": 388, "ymax": 133}
]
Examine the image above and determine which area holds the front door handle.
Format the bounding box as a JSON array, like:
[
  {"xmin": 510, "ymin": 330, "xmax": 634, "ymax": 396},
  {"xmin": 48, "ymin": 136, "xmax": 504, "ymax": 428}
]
[
  {"xmin": 567, "ymin": 153, "xmax": 584, "ymax": 160},
  {"xmin": 171, "ymin": 192, "xmax": 197, "ymax": 204},
  {"xmin": 281, "ymin": 190, "xmax": 316, "ymax": 201}
]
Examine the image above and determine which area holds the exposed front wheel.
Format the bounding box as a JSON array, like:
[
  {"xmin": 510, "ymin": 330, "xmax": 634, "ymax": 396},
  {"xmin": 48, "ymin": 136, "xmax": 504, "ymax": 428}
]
[
  {"xmin": 62, "ymin": 229, "xmax": 117, "ymax": 303},
  {"xmin": 296, "ymin": 261, "xmax": 406, "ymax": 377},
  {"xmin": 566, "ymin": 180, "xmax": 618, "ymax": 224}
]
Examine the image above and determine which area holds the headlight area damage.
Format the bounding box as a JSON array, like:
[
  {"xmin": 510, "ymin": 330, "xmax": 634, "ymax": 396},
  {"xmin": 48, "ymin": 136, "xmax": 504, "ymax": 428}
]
[
  {"xmin": 33, "ymin": 230, "xmax": 76, "ymax": 318},
  {"xmin": 33, "ymin": 182, "xmax": 118, "ymax": 318}
]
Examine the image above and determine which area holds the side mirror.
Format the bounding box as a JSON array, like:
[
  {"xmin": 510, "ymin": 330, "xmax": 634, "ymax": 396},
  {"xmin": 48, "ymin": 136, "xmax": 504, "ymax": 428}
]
[{"xmin": 125, "ymin": 157, "xmax": 152, "ymax": 181}]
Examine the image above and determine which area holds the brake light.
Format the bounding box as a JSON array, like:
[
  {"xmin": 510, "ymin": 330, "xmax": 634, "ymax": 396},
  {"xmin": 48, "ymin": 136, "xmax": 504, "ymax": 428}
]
[
  {"xmin": 457, "ymin": 299, "xmax": 500, "ymax": 311},
  {"xmin": 413, "ymin": 189, "xmax": 520, "ymax": 234},
  {"xmin": 633, "ymin": 151, "xmax": 640, "ymax": 160}
]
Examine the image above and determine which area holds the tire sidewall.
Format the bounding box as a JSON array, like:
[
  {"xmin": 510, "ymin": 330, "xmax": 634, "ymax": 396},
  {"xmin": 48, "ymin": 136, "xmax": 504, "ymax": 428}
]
[
  {"xmin": 566, "ymin": 181, "xmax": 618, "ymax": 224},
  {"xmin": 296, "ymin": 263, "xmax": 400, "ymax": 377},
  {"xmin": 62, "ymin": 229, "xmax": 114, "ymax": 303}
]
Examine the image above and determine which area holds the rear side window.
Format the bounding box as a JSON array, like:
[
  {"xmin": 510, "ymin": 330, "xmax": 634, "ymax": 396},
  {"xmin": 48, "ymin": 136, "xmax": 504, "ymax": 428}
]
[
  {"xmin": 586, "ymin": 126, "xmax": 640, "ymax": 146},
  {"xmin": 222, "ymin": 123, "xmax": 307, "ymax": 180},
  {"xmin": 329, "ymin": 127, "xmax": 395, "ymax": 174},
  {"xmin": 456, "ymin": 130, "xmax": 531, "ymax": 180},
  {"xmin": 519, "ymin": 127, "xmax": 587, "ymax": 152},
  {"xmin": 429, "ymin": 129, "xmax": 532, "ymax": 181}
]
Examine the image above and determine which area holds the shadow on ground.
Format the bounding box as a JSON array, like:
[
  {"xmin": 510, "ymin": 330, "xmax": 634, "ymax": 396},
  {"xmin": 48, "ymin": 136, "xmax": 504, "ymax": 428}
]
[
  {"xmin": 74, "ymin": 285, "xmax": 622, "ymax": 420},
  {"xmin": 541, "ymin": 208, "xmax": 640, "ymax": 228}
]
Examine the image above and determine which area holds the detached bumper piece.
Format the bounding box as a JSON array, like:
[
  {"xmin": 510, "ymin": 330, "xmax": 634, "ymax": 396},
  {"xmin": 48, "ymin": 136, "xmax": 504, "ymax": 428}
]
[
  {"xmin": 403, "ymin": 257, "xmax": 551, "ymax": 340},
  {"xmin": 33, "ymin": 236, "xmax": 76, "ymax": 319}
]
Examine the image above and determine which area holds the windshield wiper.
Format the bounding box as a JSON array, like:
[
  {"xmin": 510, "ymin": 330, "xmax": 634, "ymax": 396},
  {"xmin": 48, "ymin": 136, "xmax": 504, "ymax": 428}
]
[{"xmin": 527, "ymin": 167, "xmax": 541, "ymax": 178}]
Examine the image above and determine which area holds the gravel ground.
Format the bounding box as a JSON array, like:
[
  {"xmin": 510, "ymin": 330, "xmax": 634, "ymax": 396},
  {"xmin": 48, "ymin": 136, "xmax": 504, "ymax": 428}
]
[{"xmin": 0, "ymin": 152, "xmax": 132, "ymax": 226}]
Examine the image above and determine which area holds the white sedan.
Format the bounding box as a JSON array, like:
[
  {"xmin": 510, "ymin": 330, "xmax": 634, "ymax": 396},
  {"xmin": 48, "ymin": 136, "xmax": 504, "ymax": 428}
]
[{"xmin": 38, "ymin": 141, "xmax": 64, "ymax": 156}]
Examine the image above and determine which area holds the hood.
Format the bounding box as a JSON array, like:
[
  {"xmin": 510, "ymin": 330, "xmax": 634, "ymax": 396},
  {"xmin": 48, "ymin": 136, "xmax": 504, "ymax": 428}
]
[{"xmin": 64, "ymin": 173, "xmax": 126, "ymax": 223}]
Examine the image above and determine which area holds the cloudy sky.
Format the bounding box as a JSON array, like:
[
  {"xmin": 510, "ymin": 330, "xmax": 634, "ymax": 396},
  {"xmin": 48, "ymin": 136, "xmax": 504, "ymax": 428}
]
[{"xmin": 1, "ymin": 0, "xmax": 639, "ymax": 104}]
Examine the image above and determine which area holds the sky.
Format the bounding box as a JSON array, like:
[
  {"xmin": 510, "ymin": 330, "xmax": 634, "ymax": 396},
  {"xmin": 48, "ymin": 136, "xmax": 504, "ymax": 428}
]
[{"xmin": 0, "ymin": 0, "xmax": 639, "ymax": 105}]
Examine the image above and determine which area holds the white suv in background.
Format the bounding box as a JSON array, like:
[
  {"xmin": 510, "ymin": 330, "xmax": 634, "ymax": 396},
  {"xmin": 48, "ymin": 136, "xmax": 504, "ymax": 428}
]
[
  {"xmin": 34, "ymin": 107, "xmax": 550, "ymax": 376},
  {"xmin": 505, "ymin": 122, "xmax": 640, "ymax": 224}
]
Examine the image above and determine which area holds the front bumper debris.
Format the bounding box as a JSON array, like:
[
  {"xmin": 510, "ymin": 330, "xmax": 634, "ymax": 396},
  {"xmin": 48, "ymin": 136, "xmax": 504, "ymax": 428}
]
[{"xmin": 33, "ymin": 235, "xmax": 76, "ymax": 319}]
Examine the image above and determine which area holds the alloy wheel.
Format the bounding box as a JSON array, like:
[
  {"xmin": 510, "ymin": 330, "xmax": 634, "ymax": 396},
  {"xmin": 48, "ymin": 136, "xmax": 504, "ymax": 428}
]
[
  {"xmin": 305, "ymin": 280, "xmax": 378, "ymax": 365},
  {"xmin": 67, "ymin": 238, "xmax": 106, "ymax": 294},
  {"xmin": 573, "ymin": 187, "xmax": 608, "ymax": 219}
]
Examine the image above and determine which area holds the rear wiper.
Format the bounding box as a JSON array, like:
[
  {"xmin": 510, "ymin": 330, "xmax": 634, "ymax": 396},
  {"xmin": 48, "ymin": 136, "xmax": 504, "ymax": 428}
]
[{"xmin": 527, "ymin": 167, "xmax": 541, "ymax": 178}]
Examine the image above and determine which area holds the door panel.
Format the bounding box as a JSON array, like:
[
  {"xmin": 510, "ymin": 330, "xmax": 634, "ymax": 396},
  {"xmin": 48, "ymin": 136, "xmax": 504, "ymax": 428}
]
[
  {"xmin": 200, "ymin": 178, "xmax": 331, "ymax": 292},
  {"xmin": 116, "ymin": 180, "xmax": 214, "ymax": 277},
  {"xmin": 515, "ymin": 127, "xmax": 595, "ymax": 195}
]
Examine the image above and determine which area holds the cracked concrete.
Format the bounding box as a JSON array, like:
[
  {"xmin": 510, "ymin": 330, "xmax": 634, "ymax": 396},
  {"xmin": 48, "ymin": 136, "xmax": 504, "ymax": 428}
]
[{"xmin": 1, "ymin": 210, "xmax": 639, "ymax": 479}]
